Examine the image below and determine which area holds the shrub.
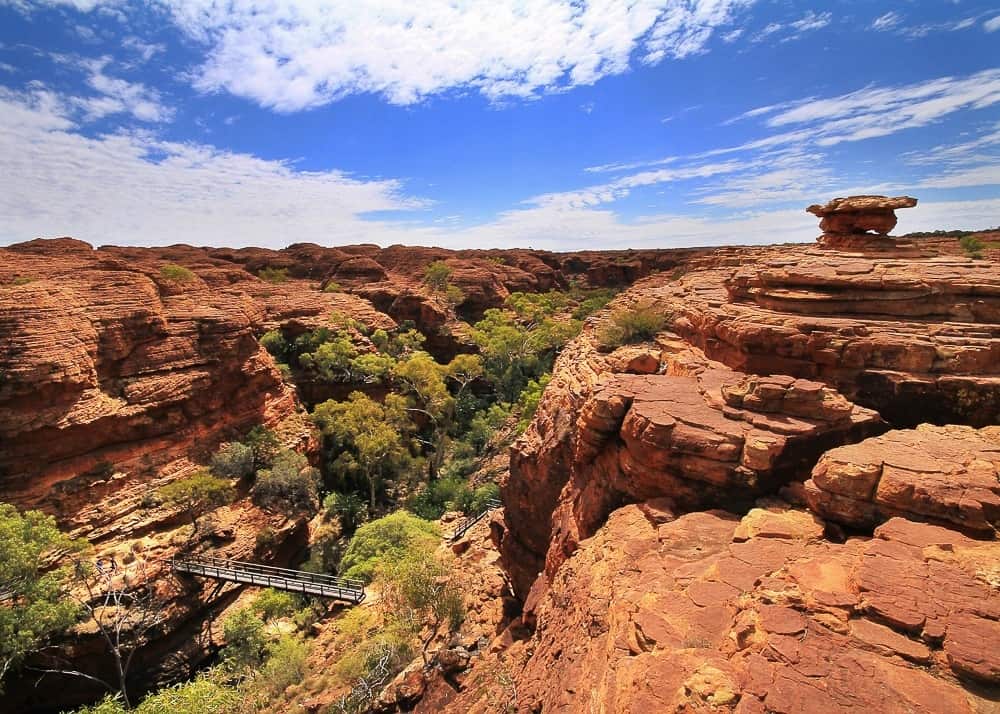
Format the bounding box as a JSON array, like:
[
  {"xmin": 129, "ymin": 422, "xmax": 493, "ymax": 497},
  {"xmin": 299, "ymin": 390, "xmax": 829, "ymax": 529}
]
[
  {"xmin": 258, "ymin": 267, "xmax": 289, "ymax": 283},
  {"xmin": 260, "ymin": 330, "xmax": 289, "ymax": 361},
  {"xmin": 135, "ymin": 677, "xmax": 240, "ymax": 714},
  {"xmin": 7, "ymin": 276, "xmax": 33, "ymax": 286},
  {"xmin": 423, "ymin": 261, "xmax": 452, "ymax": 291},
  {"xmin": 515, "ymin": 374, "xmax": 550, "ymax": 433},
  {"xmin": 221, "ymin": 608, "xmax": 267, "ymax": 673},
  {"xmin": 252, "ymin": 589, "xmax": 301, "ymax": 621},
  {"xmin": 375, "ymin": 551, "xmax": 465, "ymax": 662},
  {"xmin": 595, "ymin": 306, "xmax": 668, "ymax": 351},
  {"xmin": 468, "ymin": 483, "xmax": 500, "ymax": 514},
  {"xmin": 323, "ymin": 491, "xmax": 366, "ymax": 533},
  {"xmin": 255, "ymin": 526, "xmax": 279, "ymax": 551},
  {"xmin": 210, "ymin": 442, "xmax": 255, "ymax": 480},
  {"xmin": 467, "ymin": 402, "xmax": 512, "ymax": 451},
  {"xmin": 245, "ymin": 425, "xmax": 280, "ymax": 469},
  {"xmin": 260, "ymin": 636, "xmax": 309, "ymax": 695},
  {"xmin": 444, "ymin": 284, "xmax": 464, "ymax": 306},
  {"xmin": 252, "ymin": 449, "xmax": 320, "ymax": 513},
  {"xmin": 160, "ymin": 264, "xmax": 195, "ymax": 282},
  {"xmin": 323, "ymin": 281, "xmax": 343, "ymax": 293},
  {"xmin": 406, "ymin": 477, "xmax": 469, "ymax": 520},
  {"xmin": 334, "ymin": 622, "xmax": 415, "ymax": 684},
  {"xmin": 960, "ymin": 235, "xmax": 985, "ymax": 259},
  {"xmin": 339, "ymin": 512, "xmax": 439, "ymax": 583}
]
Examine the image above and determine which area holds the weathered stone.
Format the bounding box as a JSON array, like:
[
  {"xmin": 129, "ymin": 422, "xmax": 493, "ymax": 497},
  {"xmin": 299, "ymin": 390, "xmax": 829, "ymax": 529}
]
[{"xmin": 805, "ymin": 424, "xmax": 1000, "ymax": 535}]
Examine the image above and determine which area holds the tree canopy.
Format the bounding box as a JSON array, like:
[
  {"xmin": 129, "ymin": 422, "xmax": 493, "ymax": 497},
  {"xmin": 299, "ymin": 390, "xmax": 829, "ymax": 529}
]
[{"xmin": 0, "ymin": 503, "xmax": 83, "ymax": 686}]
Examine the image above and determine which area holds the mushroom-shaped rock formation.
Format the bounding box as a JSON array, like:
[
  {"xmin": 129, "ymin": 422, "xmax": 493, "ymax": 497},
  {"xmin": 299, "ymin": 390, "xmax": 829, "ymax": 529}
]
[{"xmin": 808, "ymin": 195, "xmax": 918, "ymax": 250}]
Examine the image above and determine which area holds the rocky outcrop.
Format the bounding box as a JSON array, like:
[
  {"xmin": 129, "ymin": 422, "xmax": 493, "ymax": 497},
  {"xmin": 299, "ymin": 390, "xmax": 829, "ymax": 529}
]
[
  {"xmin": 805, "ymin": 424, "xmax": 1000, "ymax": 536},
  {"xmin": 542, "ymin": 340, "xmax": 883, "ymax": 583},
  {"xmin": 807, "ymin": 195, "xmax": 918, "ymax": 249},
  {"xmin": 488, "ymin": 197, "xmax": 1000, "ymax": 712},
  {"xmin": 670, "ymin": 254, "xmax": 1000, "ymax": 426},
  {"xmin": 440, "ymin": 504, "xmax": 1000, "ymax": 712}
]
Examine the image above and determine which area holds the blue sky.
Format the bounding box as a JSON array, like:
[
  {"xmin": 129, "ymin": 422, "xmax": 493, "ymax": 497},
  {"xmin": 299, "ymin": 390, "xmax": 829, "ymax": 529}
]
[{"xmin": 1, "ymin": 1, "xmax": 998, "ymax": 250}]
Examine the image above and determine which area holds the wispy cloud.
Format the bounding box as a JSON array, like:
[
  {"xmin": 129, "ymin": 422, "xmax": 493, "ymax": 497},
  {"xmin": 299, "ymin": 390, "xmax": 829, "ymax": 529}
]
[
  {"xmin": 871, "ymin": 12, "xmax": 901, "ymax": 32},
  {"xmin": 985, "ymin": 15, "xmax": 1000, "ymax": 33},
  {"xmin": 751, "ymin": 11, "xmax": 831, "ymax": 43},
  {"xmin": 870, "ymin": 10, "xmax": 986, "ymax": 38},
  {"xmin": 122, "ymin": 36, "xmax": 165, "ymax": 62},
  {"xmin": 720, "ymin": 69, "xmax": 1000, "ymax": 152}
]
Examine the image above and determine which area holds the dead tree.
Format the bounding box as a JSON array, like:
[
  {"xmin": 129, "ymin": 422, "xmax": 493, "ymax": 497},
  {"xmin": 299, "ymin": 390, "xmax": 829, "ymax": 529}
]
[{"xmin": 31, "ymin": 556, "xmax": 164, "ymax": 708}]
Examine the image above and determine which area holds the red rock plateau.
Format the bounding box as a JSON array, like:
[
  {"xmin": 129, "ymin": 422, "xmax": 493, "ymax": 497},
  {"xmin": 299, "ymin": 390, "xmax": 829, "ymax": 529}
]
[
  {"xmin": 0, "ymin": 236, "xmax": 707, "ymax": 708},
  {"xmin": 430, "ymin": 197, "xmax": 1000, "ymax": 712},
  {"xmin": 3, "ymin": 199, "xmax": 1000, "ymax": 712}
]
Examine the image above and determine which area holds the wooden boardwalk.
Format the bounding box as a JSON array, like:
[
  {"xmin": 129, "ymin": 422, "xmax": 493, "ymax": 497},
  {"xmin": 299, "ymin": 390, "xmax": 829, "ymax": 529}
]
[
  {"xmin": 171, "ymin": 555, "xmax": 366, "ymax": 604},
  {"xmin": 449, "ymin": 498, "xmax": 502, "ymax": 541}
]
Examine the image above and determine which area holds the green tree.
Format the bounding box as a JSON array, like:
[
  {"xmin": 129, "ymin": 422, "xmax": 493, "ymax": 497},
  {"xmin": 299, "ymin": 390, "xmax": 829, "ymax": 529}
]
[
  {"xmin": 323, "ymin": 491, "xmax": 366, "ymax": 533},
  {"xmin": 251, "ymin": 449, "xmax": 320, "ymax": 513},
  {"xmin": 259, "ymin": 330, "xmax": 289, "ymax": 362},
  {"xmin": 338, "ymin": 511, "xmax": 439, "ymax": 583},
  {"xmin": 422, "ymin": 260, "xmax": 452, "ymax": 291},
  {"xmin": 157, "ymin": 473, "xmax": 234, "ymax": 535},
  {"xmin": 297, "ymin": 333, "xmax": 359, "ymax": 382},
  {"xmin": 0, "ymin": 503, "xmax": 82, "ymax": 687},
  {"xmin": 221, "ymin": 608, "xmax": 267, "ymax": 674},
  {"xmin": 313, "ymin": 393, "xmax": 419, "ymax": 510},
  {"xmin": 244, "ymin": 425, "xmax": 280, "ymax": 469},
  {"xmin": 393, "ymin": 352, "xmax": 455, "ymax": 476}
]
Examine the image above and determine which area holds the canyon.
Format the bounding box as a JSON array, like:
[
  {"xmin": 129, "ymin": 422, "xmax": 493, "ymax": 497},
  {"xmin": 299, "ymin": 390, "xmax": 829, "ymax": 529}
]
[{"xmin": 1, "ymin": 197, "xmax": 999, "ymax": 713}]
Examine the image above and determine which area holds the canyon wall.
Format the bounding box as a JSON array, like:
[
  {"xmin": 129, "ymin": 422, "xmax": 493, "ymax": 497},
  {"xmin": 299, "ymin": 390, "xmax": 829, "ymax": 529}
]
[{"xmin": 437, "ymin": 201, "xmax": 1000, "ymax": 712}]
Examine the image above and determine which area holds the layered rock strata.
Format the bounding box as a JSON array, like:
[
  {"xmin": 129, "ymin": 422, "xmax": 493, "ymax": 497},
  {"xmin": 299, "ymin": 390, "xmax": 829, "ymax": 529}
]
[{"xmin": 805, "ymin": 424, "xmax": 1000, "ymax": 536}]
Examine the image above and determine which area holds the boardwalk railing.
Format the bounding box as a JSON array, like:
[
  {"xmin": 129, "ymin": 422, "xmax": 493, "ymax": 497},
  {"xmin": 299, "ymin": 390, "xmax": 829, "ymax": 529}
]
[
  {"xmin": 171, "ymin": 555, "xmax": 366, "ymax": 604},
  {"xmin": 449, "ymin": 499, "xmax": 502, "ymax": 542}
]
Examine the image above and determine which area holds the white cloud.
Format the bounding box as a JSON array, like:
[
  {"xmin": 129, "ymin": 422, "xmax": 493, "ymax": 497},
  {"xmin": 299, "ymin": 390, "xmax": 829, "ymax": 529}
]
[
  {"xmin": 147, "ymin": 0, "xmax": 751, "ymax": 111},
  {"xmin": 720, "ymin": 69, "xmax": 1000, "ymax": 152},
  {"xmin": 750, "ymin": 11, "xmax": 830, "ymax": 44},
  {"xmin": 122, "ymin": 36, "xmax": 166, "ymax": 62},
  {"xmin": 871, "ymin": 11, "xmax": 901, "ymax": 32},
  {"xmin": 985, "ymin": 15, "xmax": 1000, "ymax": 32},
  {"xmin": 72, "ymin": 56, "xmax": 173, "ymax": 122},
  {"xmin": 788, "ymin": 11, "xmax": 830, "ymax": 34},
  {"xmin": 0, "ymin": 85, "xmax": 428, "ymax": 248}
]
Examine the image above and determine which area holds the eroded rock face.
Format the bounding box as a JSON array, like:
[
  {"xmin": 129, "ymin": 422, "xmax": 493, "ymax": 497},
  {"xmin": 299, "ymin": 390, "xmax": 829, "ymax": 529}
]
[
  {"xmin": 805, "ymin": 424, "xmax": 1000, "ymax": 536},
  {"xmin": 444, "ymin": 504, "xmax": 999, "ymax": 713},
  {"xmin": 543, "ymin": 344, "xmax": 882, "ymax": 581},
  {"xmin": 489, "ymin": 204, "xmax": 1000, "ymax": 713}
]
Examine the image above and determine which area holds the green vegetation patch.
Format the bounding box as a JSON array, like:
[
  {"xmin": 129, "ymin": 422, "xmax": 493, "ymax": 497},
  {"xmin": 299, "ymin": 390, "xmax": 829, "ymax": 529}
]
[{"xmin": 159, "ymin": 264, "xmax": 196, "ymax": 282}]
